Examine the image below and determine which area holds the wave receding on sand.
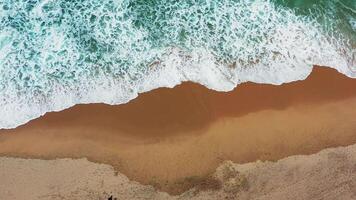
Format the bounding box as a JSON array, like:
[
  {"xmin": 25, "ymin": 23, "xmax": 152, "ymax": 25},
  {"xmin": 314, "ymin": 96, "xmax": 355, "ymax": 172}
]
[
  {"xmin": 0, "ymin": 0, "xmax": 355, "ymax": 129},
  {"xmin": 1, "ymin": 66, "xmax": 356, "ymax": 194}
]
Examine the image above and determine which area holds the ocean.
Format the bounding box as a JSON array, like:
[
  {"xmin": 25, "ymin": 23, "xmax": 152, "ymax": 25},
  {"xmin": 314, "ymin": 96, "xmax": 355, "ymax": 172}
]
[{"xmin": 0, "ymin": 0, "xmax": 355, "ymax": 128}]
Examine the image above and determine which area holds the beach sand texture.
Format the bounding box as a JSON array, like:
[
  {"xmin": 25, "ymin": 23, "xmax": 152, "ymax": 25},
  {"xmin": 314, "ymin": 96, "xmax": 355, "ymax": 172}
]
[
  {"xmin": 1, "ymin": 143, "xmax": 356, "ymax": 200},
  {"xmin": 0, "ymin": 66, "xmax": 356, "ymax": 193}
]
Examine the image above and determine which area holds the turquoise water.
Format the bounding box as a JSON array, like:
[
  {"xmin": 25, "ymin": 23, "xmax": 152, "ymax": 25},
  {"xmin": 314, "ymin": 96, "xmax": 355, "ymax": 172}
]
[
  {"xmin": 0, "ymin": 0, "xmax": 355, "ymax": 128},
  {"xmin": 277, "ymin": 0, "xmax": 355, "ymax": 40}
]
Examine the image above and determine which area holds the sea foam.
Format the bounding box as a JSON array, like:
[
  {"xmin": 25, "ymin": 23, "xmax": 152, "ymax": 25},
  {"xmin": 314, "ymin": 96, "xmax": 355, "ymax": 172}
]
[{"xmin": 0, "ymin": 0, "xmax": 355, "ymax": 129}]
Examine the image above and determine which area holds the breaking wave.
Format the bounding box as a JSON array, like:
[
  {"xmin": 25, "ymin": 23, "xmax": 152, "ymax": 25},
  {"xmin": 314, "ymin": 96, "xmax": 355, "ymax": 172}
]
[{"xmin": 0, "ymin": 0, "xmax": 355, "ymax": 128}]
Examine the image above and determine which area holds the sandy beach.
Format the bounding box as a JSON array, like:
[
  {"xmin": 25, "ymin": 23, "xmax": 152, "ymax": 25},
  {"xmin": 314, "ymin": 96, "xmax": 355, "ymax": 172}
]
[
  {"xmin": 0, "ymin": 66, "xmax": 356, "ymax": 194},
  {"xmin": 1, "ymin": 141, "xmax": 356, "ymax": 200}
]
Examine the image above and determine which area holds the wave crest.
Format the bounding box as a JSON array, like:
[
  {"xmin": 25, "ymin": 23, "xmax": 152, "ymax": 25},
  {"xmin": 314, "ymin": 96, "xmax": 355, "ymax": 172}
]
[{"xmin": 0, "ymin": 0, "xmax": 355, "ymax": 129}]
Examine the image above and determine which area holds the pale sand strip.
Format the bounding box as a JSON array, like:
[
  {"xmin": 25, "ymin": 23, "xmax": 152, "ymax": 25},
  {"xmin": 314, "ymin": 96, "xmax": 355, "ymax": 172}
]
[
  {"xmin": 1, "ymin": 143, "xmax": 355, "ymax": 200},
  {"xmin": 0, "ymin": 66, "xmax": 356, "ymax": 194}
]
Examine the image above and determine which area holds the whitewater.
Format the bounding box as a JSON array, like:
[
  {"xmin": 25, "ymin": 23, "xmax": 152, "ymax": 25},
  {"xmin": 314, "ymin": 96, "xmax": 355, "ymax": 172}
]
[{"xmin": 0, "ymin": 0, "xmax": 355, "ymax": 129}]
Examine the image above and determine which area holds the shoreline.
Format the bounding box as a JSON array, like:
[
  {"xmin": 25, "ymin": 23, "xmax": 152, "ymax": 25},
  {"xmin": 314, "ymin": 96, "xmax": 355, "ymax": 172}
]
[
  {"xmin": 0, "ymin": 66, "xmax": 356, "ymax": 194},
  {"xmin": 1, "ymin": 142, "xmax": 356, "ymax": 199}
]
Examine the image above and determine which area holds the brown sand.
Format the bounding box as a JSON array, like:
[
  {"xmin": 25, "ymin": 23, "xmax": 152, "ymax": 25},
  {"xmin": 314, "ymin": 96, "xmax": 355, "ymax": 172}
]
[
  {"xmin": 0, "ymin": 66, "xmax": 356, "ymax": 193},
  {"xmin": 1, "ymin": 144, "xmax": 356, "ymax": 200}
]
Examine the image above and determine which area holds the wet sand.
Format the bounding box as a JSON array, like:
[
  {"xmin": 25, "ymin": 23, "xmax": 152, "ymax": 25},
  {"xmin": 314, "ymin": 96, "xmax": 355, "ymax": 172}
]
[
  {"xmin": 0, "ymin": 66, "xmax": 356, "ymax": 193},
  {"xmin": 2, "ymin": 143, "xmax": 356, "ymax": 200}
]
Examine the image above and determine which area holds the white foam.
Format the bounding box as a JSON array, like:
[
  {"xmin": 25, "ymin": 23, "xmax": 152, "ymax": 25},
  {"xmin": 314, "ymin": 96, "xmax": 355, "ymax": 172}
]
[{"xmin": 0, "ymin": 0, "xmax": 355, "ymax": 129}]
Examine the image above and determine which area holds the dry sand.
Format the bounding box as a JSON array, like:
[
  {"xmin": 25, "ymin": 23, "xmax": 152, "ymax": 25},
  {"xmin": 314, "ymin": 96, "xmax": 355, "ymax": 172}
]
[
  {"xmin": 0, "ymin": 66, "xmax": 356, "ymax": 194},
  {"xmin": 1, "ymin": 143, "xmax": 356, "ymax": 200}
]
